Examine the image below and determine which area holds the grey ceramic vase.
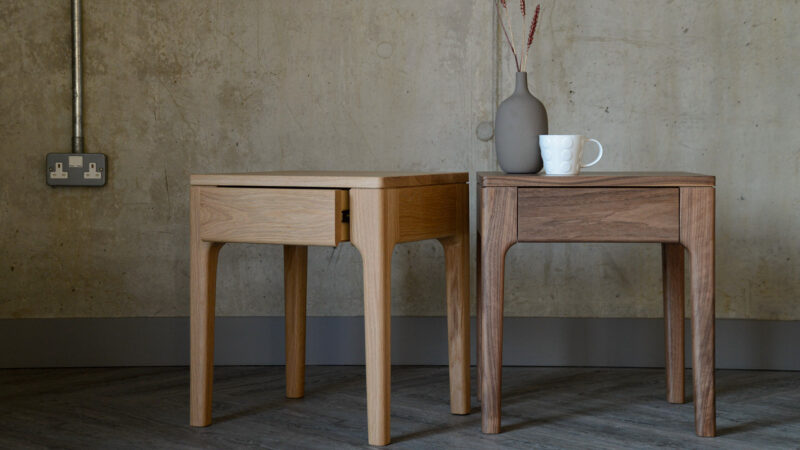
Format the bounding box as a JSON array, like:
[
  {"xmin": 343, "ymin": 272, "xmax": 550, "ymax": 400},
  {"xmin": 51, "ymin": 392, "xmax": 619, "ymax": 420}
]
[{"xmin": 495, "ymin": 72, "xmax": 548, "ymax": 173}]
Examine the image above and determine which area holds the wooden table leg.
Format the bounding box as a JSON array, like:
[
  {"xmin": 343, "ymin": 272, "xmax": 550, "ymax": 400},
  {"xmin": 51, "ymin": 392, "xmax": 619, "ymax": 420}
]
[
  {"xmin": 438, "ymin": 184, "xmax": 470, "ymax": 415},
  {"xmin": 662, "ymin": 242, "xmax": 685, "ymax": 404},
  {"xmin": 190, "ymin": 188, "xmax": 224, "ymax": 427},
  {"xmin": 681, "ymin": 187, "xmax": 716, "ymax": 437},
  {"xmin": 479, "ymin": 187, "xmax": 517, "ymax": 434},
  {"xmin": 284, "ymin": 245, "xmax": 308, "ymax": 399},
  {"xmin": 476, "ymin": 230, "xmax": 482, "ymax": 401},
  {"xmin": 351, "ymin": 188, "xmax": 397, "ymax": 446}
]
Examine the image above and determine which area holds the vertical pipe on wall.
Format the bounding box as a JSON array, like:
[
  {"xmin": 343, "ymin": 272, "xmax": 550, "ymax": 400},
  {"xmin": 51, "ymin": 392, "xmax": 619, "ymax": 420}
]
[{"xmin": 71, "ymin": 0, "xmax": 83, "ymax": 153}]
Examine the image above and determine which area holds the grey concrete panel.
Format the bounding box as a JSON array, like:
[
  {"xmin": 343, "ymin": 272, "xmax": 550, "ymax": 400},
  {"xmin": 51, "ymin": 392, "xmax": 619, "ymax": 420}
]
[{"xmin": 1, "ymin": 1, "xmax": 798, "ymax": 320}]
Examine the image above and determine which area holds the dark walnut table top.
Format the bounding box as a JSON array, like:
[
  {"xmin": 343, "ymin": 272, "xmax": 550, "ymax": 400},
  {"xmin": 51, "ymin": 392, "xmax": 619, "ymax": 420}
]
[{"xmin": 477, "ymin": 172, "xmax": 715, "ymax": 188}]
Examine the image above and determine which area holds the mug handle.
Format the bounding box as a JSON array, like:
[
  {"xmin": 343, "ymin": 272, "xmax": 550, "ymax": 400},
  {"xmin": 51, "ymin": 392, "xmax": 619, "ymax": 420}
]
[{"xmin": 581, "ymin": 138, "xmax": 603, "ymax": 168}]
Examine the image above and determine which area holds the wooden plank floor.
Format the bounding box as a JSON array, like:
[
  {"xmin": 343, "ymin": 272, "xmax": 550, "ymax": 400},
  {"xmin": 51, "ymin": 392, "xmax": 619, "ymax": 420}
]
[{"xmin": 0, "ymin": 366, "xmax": 798, "ymax": 449}]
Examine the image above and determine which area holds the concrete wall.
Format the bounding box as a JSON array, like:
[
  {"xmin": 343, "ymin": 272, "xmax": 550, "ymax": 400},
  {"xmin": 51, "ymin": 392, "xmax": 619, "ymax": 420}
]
[{"xmin": 1, "ymin": 0, "xmax": 798, "ymax": 320}]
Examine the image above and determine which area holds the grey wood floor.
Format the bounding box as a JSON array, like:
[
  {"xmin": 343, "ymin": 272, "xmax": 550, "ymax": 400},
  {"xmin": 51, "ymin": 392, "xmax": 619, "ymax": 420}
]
[{"xmin": 0, "ymin": 366, "xmax": 798, "ymax": 449}]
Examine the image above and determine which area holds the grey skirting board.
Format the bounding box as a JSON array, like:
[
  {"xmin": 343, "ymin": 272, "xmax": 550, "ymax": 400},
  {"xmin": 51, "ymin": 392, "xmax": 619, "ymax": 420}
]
[{"xmin": 1, "ymin": 317, "xmax": 798, "ymax": 370}]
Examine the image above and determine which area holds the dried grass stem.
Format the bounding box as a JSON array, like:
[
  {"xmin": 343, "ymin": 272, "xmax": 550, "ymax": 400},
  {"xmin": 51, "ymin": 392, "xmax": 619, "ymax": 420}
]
[{"xmin": 496, "ymin": 1, "xmax": 542, "ymax": 73}]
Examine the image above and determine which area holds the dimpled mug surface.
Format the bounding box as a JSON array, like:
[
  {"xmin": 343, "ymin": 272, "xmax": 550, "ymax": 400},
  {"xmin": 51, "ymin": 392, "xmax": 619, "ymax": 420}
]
[{"xmin": 540, "ymin": 135, "xmax": 603, "ymax": 175}]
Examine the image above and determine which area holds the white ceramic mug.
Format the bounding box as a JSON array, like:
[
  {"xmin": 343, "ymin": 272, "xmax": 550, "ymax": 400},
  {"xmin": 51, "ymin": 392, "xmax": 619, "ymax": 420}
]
[{"xmin": 540, "ymin": 135, "xmax": 603, "ymax": 175}]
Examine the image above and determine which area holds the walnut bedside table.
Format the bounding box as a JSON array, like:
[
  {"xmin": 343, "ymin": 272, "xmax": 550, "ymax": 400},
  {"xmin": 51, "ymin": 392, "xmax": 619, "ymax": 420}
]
[
  {"xmin": 189, "ymin": 171, "xmax": 471, "ymax": 446},
  {"xmin": 477, "ymin": 172, "xmax": 716, "ymax": 437}
]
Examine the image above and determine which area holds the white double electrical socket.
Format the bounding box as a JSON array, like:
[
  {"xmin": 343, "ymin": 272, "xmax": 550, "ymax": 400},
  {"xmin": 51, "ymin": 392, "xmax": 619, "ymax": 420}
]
[{"xmin": 46, "ymin": 153, "xmax": 107, "ymax": 186}]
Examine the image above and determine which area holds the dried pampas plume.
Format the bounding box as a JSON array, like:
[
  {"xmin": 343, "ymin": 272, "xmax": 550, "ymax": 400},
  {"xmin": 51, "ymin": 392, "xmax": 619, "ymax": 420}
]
[
  {"xmin": 497, "ymin": 1, "xmax": 542, "ymax": 72},
  {"xmin": 527, "ymin": 5, "xmax": 540, "ymax": 48},
  {"xmin": 522, "ymin": 4, "xmax": 541, "ymax": 70}
]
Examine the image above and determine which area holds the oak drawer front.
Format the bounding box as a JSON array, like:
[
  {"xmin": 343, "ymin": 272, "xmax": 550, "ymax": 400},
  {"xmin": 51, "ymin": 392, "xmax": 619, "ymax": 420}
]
[
  {"xmin": 518, "ymin": 188, "xmax": 679, "ymax": 242},
  {"xmin": 197, "ymin": 187, "xmax": 349, "ymax": 246}
]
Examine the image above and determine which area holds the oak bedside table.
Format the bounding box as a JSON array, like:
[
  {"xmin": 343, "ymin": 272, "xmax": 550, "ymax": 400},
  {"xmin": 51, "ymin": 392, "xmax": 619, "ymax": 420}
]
[
  {"xmin": 477, "ymin": 172, "xmax": 716, "ymax": 437},
  {"xmin": 189, "ymin": 171, "xmax": 470, "ymax": 446}
]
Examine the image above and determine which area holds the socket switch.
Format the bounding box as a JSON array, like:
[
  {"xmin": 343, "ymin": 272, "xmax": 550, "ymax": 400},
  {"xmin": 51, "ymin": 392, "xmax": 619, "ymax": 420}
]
[{"xmin": 46, "ymin": 153, "xmax": 107, "ymax": 186}]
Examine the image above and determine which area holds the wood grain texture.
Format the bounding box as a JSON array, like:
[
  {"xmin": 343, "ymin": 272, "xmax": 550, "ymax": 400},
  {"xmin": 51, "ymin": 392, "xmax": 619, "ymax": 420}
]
[
  {"xmin": 350, "ymin": 188, "xmax": 398, "ymax": 446},
  {"xmin": 397, "ymin": 184, "xmax": 461, "ymax": 243},
  {"xmin": 196, "ymin": 187, "xmax": 349, "ymax": 247},
  {"xmin": 191, "ymin": 171, "xmax": 468, "ymax": 189},
  {"xmin": 662, "ymin": 243, "xmax": 685, "ymax": 404},
  {"xmin": 437, "ymin": 183, "xmax": 470, "ymax": 415},
  {"xmin": 284, "ymin": 245, "xmax": 307, "ymax": 399},
  {"xmin": 479, "ymin": 187, "xmax": 518, "ymax": 434},
  {"xmin": 518, "ymin": 188, "xmax": 679, "ymax": 242},
  {"xmin": 680, "ymin": 187, "xmax": 716, "ymax": 437},
  {"xmin": 189, "ymin": 187, "xmax": 224, "ymax": 427},
  {"xmin": 188, "ymin": 177, "xmax": 469, "ymax": 445},
  {"xmin": 478, "ymin": 171, "xmax": 715, "ymax": 187},
  {"xmin": 475, "ymin": 182, "xmax": 483, "ymax": 401},
  {"xmin": 477, "ymin": 180, "xmax": 716, "ymax": 437},
  {"xmin": 476, "ymin": 231, "xmax": 482, "ymax": 401},
  {"xmin": 347, "ymin": 183, "xmax": 470, "ymax": 444}
]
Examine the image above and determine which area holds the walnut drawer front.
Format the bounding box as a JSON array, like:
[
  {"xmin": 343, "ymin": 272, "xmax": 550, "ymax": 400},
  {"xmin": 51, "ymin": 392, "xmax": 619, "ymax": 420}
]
[
  {"xmin": 517, "ymin": 187, "xmax": 679, "ymax": 242},
  {"xmin": 196, "ymin": 187, "xmax": 349, "ymax": 246}
]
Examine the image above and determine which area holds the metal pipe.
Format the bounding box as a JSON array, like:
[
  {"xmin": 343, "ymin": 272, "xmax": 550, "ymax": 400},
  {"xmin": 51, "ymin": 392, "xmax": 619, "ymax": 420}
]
[{"xmin": 71, "ymin": 0, "xmax": 83, "ymax": 153}]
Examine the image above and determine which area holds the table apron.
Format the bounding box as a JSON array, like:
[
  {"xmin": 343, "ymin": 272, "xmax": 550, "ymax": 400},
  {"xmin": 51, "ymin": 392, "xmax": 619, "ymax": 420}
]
[{"xmin": 517, "ymin": 187, "xmax": 680, "ymax": 243}]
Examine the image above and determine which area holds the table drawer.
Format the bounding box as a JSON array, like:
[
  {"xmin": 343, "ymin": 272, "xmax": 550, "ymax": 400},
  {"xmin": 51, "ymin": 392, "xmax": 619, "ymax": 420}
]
[
  {"xmin": 517, "ymin": 188, "xmax": 679, "ymax": 242},
  {"xmin": 196, "ymin": 187, "xmax": 349, "ymax": 246}
]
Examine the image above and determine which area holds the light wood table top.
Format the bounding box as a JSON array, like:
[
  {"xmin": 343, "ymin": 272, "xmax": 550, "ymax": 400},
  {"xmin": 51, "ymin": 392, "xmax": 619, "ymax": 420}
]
[
  {"xmin": 478, "ymin": 171, "xmax": 715, "ymax": 187},
  {"xmin": 191, "ymin": 171, "xmax": 468, "ymax": 189}
]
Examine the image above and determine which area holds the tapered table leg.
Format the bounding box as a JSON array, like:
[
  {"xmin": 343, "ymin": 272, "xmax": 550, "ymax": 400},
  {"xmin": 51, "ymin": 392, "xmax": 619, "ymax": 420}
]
[
  {"xmin": 662, "ymin": 243, "xmax": 685, "ymax": 404},
  {"xmin": 190, "ymin": 188, "xmax": 224, "ymax": 427},
  {"xmin": 479, "ymin": 187, "xmax": 517, "ymax": 434},
  {"xmin": 351, "ymin": 188, "xmax": 396, "ymax": 446},
  {"xmin": 439, "ymin": 184, "xmax": 470, "ymax": 415},
  {"xmin": 284, "ymin": 245, "xmax": 308, "ymax": 399},
  {"xmin": 476, "ymin": 230, "xmax": 482, "ymax": 401},
  {"xmin": 681, "ymin": 187, "xmax": 716, "ymax": 437}
]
